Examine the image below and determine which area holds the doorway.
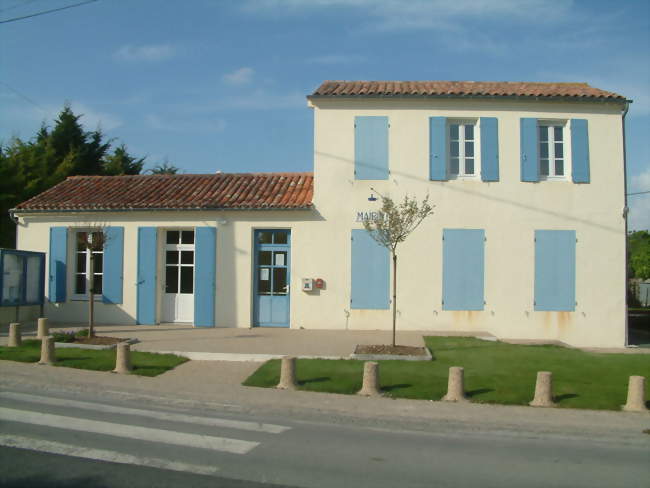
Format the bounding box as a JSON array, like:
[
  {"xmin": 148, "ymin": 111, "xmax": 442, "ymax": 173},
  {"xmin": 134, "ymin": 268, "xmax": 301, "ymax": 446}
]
[
  {"xmin": 253, "ymin": 229, "xmax": 290, "ymax": 327},
  {"xmin": 162, "ymin": 230, "xmax": 195, "ymax": 323}
]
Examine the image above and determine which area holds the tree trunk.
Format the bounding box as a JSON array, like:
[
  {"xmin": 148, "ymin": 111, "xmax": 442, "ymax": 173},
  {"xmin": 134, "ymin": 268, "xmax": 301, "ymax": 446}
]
[
  {"xmin": 88, "ymin": 252, "xmax": 95, "ymax": 338},
  {"xmin": 392, "ymin": 252, "xmax": 397, "ymax": 347}
]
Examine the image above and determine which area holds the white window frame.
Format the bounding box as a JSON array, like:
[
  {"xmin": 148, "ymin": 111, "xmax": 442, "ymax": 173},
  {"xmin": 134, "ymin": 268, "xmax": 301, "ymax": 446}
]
[
  {"xmin": 538, "ymin": 120, "xmax": 570, "ymax": 181},
  {"xmin": 447, "ymin": 119, "xmax": 480, "ymax": 179},
  {"xmin": 71, "ymin": 229, "xmax": 104, "ymax": 301}
]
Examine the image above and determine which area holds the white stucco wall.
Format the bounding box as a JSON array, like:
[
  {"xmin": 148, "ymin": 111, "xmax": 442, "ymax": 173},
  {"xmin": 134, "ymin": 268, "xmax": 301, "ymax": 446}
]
[
  {"xmin": 13, "ymin": 96, "xmax": 627, "ymax": 347},
  {"xmin": 307, "ymin": 97, "xmax": 627, "ymax": 347}
]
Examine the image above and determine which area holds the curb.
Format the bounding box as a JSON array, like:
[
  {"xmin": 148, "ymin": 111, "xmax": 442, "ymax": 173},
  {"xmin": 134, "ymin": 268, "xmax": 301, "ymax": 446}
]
[
  {"xmin": 350, "ymin": 347, "xmax": 433, "ymax": 362},
  {"xmin": 55, "ymin": 338, "xmax": 139, "ymax": 351},
  {"xmin": 135, "ymin": 350, "xmax": 348, "ymax": 362}
]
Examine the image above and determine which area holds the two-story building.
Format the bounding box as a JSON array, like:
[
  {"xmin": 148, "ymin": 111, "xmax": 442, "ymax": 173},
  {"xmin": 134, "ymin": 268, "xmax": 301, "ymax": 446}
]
[{"xmin": 11, "ymin": 80, "xmax": 630, "ymax": 347}]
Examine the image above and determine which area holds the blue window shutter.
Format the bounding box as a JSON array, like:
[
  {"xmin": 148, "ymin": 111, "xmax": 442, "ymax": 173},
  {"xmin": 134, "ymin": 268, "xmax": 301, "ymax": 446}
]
[
  {"xmin": 571, "ymin": 119, "xmax": 590, "ymax": 183},
  {"xmin": 48, "ymin": 227, "xmax": 68, "ymax": 303},
  {"xmin": 442, "ymin": 229, "xmax": 485, "ymax": 310},
  {"xmin": 354, "ymin": 116, "xmax": 389, "ymax": 180},
  {"xmin": 480, "ymin": 117, "xmax": 499, "ymax": 182},
  {"xmin": 194, "ymin": 227, "xmax": 217, "ymax": 327},
  {"xmin": 102, "ymin": 227, "xmax": 124, "ymax": 304},
  {"xmin": 534, "ymin": 230, "xmax": 576, "ymax": 311},
  {"xmin": 429, "ymin": 116, "xmax": 447, "ymax": 181},
  {"xmin": 351, "ymin": 230, "xmax": 389, "ymax": 309},
  {"xmin": 136, "ymin": 227, "xmax": 157, "ymax": 325},
  {"xmin": 520, "ymin": 118, "xmax": 539, "ymax": 182}
]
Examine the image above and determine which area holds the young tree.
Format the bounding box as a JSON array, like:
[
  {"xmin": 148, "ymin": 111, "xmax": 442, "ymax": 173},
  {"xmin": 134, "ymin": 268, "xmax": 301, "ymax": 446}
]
[
  {"xmin": 76, "ymin": 229, "xmax": 107, "ymax": 338},
  {"xmin": 363, "ymin": 192, "xmax": 434, "ymax": 347}
]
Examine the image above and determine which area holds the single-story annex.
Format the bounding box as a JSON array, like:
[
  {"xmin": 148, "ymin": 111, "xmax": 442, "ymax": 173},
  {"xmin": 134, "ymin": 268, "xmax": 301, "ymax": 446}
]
[{"xmin": 11, "ymin": 80, "xmax": 631, "ymax": 348}]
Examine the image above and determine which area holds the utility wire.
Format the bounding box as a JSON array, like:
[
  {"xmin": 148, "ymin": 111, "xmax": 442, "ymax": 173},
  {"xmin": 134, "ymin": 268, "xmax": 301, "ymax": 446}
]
[
  {"xmin": 0, "ymin": 0, "xmax": 43, "ymax": 14},
  {"xmin": 0, "ymin": 0, "xmax": 98, "ymax": 24},
  {"xmin": 627, "ymin": 190, "xmax": 650, "ymax": 196},
  {"xmin": 0, "ymin": 80, "xmax": 47, "ymax": 113}
]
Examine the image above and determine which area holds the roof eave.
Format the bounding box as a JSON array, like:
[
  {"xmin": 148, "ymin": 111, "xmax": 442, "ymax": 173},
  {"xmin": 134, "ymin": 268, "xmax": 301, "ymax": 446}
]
[
  {"xmin": 11, "ymin": 205, "xmax": 314, "ymax": 214},
  {"xmin": 307, "ymin": 94, "xmax": 632, "ymax": 104}
]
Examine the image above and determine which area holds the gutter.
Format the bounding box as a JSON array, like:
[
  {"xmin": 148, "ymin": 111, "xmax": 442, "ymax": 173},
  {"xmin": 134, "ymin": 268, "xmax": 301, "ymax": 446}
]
[{"xmin": 622, "ymin": 100, "xmax": 630, "ymax": 347}]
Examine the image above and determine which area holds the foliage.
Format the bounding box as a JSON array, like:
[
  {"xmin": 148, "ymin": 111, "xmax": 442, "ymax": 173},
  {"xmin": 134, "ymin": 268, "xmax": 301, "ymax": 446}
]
[
  {"xmin": 628, "ymin": 230, "xmax": 650, "ymax": 280},
  {"xmin": 362, "ymin": 193, "xmax": 434, "ymax": 346},
  {"xmin": 0, "ymin": 340, "xmax": 188, "ymax": 377},
  {"xmin": 244, "ymin": 337, "xmax": 650, "ymax": 411},
  {"xmin": 148, "ymin": 160, "xmax": 179, "ymax": 175},
  {"xmin": 51, "ymin": 331, "xmax": 77, "ymax": 343},
  {"xmin": 0, "ymin": 105, "xmax": 145, "ymax": 248}
]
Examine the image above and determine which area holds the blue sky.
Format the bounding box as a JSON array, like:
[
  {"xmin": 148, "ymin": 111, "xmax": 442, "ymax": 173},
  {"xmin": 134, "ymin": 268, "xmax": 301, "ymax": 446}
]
[{"xmin": 1, "ymin": 0, "xmax": 648, "ymax": 229}]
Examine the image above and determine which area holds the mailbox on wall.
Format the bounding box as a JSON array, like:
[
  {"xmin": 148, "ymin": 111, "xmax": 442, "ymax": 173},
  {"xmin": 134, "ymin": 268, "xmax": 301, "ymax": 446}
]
[{"xmin": 0, "ymin": 249, "xmax": 45, "ymax": 307}]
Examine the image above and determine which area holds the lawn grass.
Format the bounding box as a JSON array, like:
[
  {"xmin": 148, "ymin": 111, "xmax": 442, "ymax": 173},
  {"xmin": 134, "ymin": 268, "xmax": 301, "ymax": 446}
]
[
  {"xmin": 243, "ymin": 337, "xmax": 650, "ymax": 410},
  {"xmin": 0, "ymin": 340, "xmax": 188, "ymax": 377}
]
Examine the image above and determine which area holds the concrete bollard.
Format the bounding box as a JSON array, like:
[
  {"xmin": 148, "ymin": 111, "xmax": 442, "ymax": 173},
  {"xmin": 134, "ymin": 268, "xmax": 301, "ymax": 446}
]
[
  {"xmin": 622, "ymin": 376, "xmax": 648, "ymax": 412},
  {"xmin": 38, "ymin": 336, "xmax": 55, "ymax": 365},
  {"xmin": 36, "ymin": 318, "xmax": 49, "ymax": 339},
  {"xmin": 276, "ymin": 356, "xmax": 298, "ymax": 390},
  {"xmin": 358, "ymin": 361, "xmax": 381, "ymax": 396},
  {"xmin": 8, "ymin": 323, "xmax": 21, "ymax": 347},
  {"xmin": 529, "ymin": 371, "xmax": 556, "ymax": 407},
  {"xmin": 442, "ymin": 366, "xmax": 469, "ymax": 402},
  {"xmin": 113, "ymin": 342, "xmax": 133, "ymax": 374}
]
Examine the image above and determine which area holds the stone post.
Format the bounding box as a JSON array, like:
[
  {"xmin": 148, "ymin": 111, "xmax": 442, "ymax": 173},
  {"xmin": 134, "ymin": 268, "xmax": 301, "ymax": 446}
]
[
  {"xmin": 8, "ymin": 323, "xmax": 21, "ymax": 347},
  {"xmin": 38, "ymin": 336, "xmax": 55, "ymax": 365},
  {"xmin": 358, "ymin": 361, "xmax": 381, "ymax": 396},
  {"xmin": 442, "ymin": 366, "xmax": 468, "ymax": 402},
  {"xmin": 113, "ymin": 342, "xmax": 133, "ymax": 374},
  {"xmin": 37, "ymin": 317, "xmax": 49, "ymax": 339},
  {"xmin": 529, "ymin": 371, "xmax": 556, "ymax": 407},
  {"xmin": 276, "ymin": 356, "xmax": 298, "ymax": 390},
  {"xmin": 622, "ymin": 376, "xmax": 648, "ymax": 412}
]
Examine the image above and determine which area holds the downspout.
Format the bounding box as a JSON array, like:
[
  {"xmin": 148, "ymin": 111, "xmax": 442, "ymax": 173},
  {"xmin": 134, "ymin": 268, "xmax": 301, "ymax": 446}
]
[{"xmin": 622, "ymin": 101, "xmax": 630, "ymax": 346}]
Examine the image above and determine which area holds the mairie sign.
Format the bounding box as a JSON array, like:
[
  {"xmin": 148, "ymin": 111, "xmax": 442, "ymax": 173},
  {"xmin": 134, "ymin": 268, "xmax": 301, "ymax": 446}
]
[{"xmin": 355, "ymin": 211, "xmax": 384, "ymax": 222}]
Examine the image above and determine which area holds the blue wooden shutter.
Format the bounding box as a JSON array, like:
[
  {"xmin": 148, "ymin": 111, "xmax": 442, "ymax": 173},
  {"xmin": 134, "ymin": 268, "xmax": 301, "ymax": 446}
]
[
  {"xmin": 480, "ymin": 117, "xmax": 499, "ymax": 182},
  {"xmin": 430, "ymin": 116, "xmax": 447, "ymax": 181},
  {"xmin": 351, "ymin": 230, "xmax": 389, "ymax": 309},
  {"xmin": 520, "ymin": 118, "xmax": 539, "ymax": 182},
  {"xmin": 136, "ymin": 227, "xmax": 157, "ymax": 325},
  {"xmin": 354, "ymin": 116, "xmax": 389, "ymax": 180},
  {"xmin": 442, "ymin": 229, "xmax": 485, "ymax": 310},
  {"xmin": 48, "ymin": 227, "xmax": 67, "ymax": 303},
  {"xmin": 102, "ymin": 227, "xmax": 124, "ymax": 304},
  {"xmin": 194, "ymin": 227, "xmax": 216, "ymax": 327},
  {"xmin": 571, "ymin": 119, "xmax": 590, "ymax": 183},
  {"xmin": 534, "ymin": 230, "xmax": 576, "ymax": 311}
]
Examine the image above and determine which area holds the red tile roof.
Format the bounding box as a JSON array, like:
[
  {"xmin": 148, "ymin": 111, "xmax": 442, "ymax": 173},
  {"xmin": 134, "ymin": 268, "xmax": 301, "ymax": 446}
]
[
  {"xmin": 309, "ymin": 80, "xmax": 627, "ymax": 101},
  {"xmin": 14, "ymin": 173, "xmax": 314, "ymax": 212}
]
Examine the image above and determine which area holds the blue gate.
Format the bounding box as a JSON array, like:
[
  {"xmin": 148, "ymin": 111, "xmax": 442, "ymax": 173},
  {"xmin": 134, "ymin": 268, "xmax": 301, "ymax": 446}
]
[{"xmin": 253, "ymin": 230, "xmax": 290, "ymax": 327}]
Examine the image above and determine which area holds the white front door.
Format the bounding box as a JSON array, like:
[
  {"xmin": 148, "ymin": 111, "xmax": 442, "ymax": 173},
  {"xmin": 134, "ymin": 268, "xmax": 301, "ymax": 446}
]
[{"xmin": 162, "ymin": 230, "xmax": 195, "ymax": 323}]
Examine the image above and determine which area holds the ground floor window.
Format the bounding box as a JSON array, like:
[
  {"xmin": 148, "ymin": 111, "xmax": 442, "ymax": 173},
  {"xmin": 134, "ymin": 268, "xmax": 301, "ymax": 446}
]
[{"xmin": 73, "ymin": 231, "xmax": 103, "ymax": 298}]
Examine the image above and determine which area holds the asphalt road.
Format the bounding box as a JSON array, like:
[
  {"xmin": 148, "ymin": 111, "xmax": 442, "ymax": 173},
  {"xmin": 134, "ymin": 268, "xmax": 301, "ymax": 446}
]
[{"xmin": 0, "ymin": 388, "xmax": 648, "ymax": 488}]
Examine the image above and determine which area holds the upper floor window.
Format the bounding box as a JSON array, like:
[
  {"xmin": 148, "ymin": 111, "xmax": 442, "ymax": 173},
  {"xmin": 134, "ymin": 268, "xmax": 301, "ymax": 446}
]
[
  {"xmin": 73, "ymin": 231, "xmax": 103, "ymax": 298},
  {"xmin": 449, "ymin": 122, "xmax": 477, "ymax": 178},
  {"xmin": 538, "ymin": 123, "xmax": 566, "ymax": 179}
]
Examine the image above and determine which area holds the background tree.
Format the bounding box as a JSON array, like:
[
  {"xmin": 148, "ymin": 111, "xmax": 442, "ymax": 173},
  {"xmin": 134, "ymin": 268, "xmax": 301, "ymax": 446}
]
[
  {"xmin": 363, "ymin": 192, "xmax": 434, "ymax": 347},
  {"xmin": 103, "ymin": 144, "xmax": 145, "ymax": 175},
  {"xmin": 0, "ymin": 105, "xmax": 144, "ymax": 248},
  {"xmin": 148, "ymin": 160, "xmax": 179, "ymax": 175},
  {"xmin": 629, "ymin": 230, "xmax": 650, "ymax": 280}
]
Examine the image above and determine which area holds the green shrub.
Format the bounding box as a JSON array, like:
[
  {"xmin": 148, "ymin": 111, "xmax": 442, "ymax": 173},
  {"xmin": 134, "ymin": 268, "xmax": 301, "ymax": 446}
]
[{"xmin": 51, "ymin": 331, "xmax": 76, "ymax": 343}]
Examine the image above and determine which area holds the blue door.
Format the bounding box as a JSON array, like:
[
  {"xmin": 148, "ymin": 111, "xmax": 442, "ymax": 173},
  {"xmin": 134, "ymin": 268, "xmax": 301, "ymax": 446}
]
[{"xmin": 253, "ymin": 230, "xmax": 290, "ymax": 327}]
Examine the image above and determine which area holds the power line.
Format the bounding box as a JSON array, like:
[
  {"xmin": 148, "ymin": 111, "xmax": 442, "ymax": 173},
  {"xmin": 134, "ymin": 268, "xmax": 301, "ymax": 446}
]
[
  {"xmin": 627, "ymin": 190, "xmax": 650, "ymax": 196},
  {"xmin": 0, "ymin": 0, "xmax": 43, "ymax": 14},
  {"xmin": 0, "ymin": 0, "xmax": 98, "ymax": 24},
  {"xmin": 0, "ymin": 80, "xmax": 47, "ymax": 113}
]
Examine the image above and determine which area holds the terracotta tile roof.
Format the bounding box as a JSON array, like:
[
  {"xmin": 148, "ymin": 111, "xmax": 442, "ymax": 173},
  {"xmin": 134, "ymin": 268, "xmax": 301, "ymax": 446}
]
[
  {"xmin": 309, "ymin": 80, "xmax": 627, "ymax": 101},
  {"xmin": 14, "ymin": 172, "xmax": 314, "ymax": 212}
]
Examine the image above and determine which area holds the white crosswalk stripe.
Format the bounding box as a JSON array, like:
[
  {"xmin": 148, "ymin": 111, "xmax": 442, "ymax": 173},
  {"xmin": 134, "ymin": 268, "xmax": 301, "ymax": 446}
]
[
  {"xmin": 0, "ymin": 435, "xmax": 220, "ymax": 476},
  {"xmin": 0, "ymin": 407, "xmax": 259, "ymax": 455},
  {"xmin": 0, "ymin": 391, "xmax": 289, "ymax": 434}
]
